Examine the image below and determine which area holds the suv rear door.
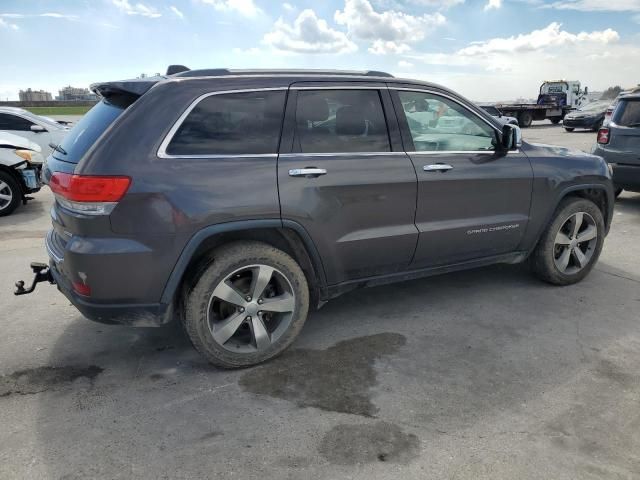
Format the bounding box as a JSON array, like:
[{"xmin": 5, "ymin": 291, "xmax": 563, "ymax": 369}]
[
  {"xmin": 390, "ymin": 86, "xmax": 533, "ymax": 268},
  {"xmin": 278, "ymin": 82, "xmax": 418, "ymax": 284}
]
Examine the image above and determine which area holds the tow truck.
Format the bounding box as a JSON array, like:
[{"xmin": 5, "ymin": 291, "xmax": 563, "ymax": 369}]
[{"xmin": 498, "ymin": 80, "xmax": 589, "ymax": 128}]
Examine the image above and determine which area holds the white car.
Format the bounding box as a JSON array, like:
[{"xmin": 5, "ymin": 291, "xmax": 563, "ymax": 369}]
[
  {"xmin": 0, "ymin": 107, "xmax": 70, "ymax": 157},
  {"xmin": 0, "ymin": 132, "xmax": 45, "ymax": 216}
]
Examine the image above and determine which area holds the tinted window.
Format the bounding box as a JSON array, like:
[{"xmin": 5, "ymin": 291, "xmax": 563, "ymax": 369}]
[
  {"xmin": 167, "ymin": 91, "xmax": 286, "ymax": 156},
  {"xmin": 398, "ymin": 91, "xmax": 496, "ymax": 152},
  {"xmin": 613, "ymin": 99, "xmax": 640, "ymax": 127},
  {"xmin": 0, "ymin": 113, "xmax": 35, "ymax": 131},
  {"xmin": 294, "ymin": 90, "xmax": 390, "ymax": 153},
  {"xmin": 55, "ymin": 100, "xmax": 126, "ymax": 163}
]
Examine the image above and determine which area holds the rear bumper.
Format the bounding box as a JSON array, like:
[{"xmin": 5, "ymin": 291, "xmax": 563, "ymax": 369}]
[{"xmin": 46, "ymin": 230, "xmax": 175, "ymax": 326}]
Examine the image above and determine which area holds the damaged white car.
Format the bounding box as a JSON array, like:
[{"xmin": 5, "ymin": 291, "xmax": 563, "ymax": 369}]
[{"xmin": 0, "ymin": 132, "xmax": 45, "ymax": 216}]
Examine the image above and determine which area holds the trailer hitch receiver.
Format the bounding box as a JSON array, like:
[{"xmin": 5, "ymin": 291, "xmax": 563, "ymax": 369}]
[{"xmin": 15, "ymin": 262, "xmax": 55, "ymax": 296}]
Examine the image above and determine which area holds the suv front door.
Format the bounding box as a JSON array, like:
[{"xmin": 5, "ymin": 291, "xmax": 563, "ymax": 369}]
[
  {"xmin": 278, "ymin": 83, "xmax": 418, "ymax": 284},
  {"xmin": 391, "ymin": 87, "xmax": 533, "ymax": 268}
]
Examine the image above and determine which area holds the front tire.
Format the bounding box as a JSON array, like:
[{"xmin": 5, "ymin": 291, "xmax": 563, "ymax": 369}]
[
  {"xmin": 519, "ymin": 111, "xmax": 533, "ymax": 128},
  {"xmin": 530, "ymin": 198, "xmax": 605, "ymax": 285},
  {"xmin": 183, "ymin": 241, "xmax": 309, "ymax": 368},
  {"xmin": 0, "ymin": 171, "xmax": 21, "ymax": 217},
  {"xmin": 564, "ymin": 127, "xmax": 575, "ymax": 132}
]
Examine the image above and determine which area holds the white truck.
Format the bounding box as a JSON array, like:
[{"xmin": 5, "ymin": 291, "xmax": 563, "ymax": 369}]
[{"xmin": 498, "ymin": 80, "xmax": 589, "ymax": 128}]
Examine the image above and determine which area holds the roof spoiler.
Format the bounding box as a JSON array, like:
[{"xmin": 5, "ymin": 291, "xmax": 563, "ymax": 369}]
[
  {"xmin": 166, "ymin": 64, "xmax": 190, "ymax": 75},
  {"xmin": 90, "ymin": 78, "xmax": 160, "ymax": 99}
]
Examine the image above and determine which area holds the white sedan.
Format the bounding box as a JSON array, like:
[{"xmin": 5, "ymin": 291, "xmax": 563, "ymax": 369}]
[
  {"xmin": 0, "ymin": 132, "xmax": 45, "ymax": 216},
  {"xmin": 0, "ymin": 107, "xmax": 70, "ymax": 157}
]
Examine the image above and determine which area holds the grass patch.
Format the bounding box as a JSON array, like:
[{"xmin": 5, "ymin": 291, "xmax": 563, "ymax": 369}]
[{"xmin": 25, "ymin": 106, "xmax": 91, "ymax": 116}]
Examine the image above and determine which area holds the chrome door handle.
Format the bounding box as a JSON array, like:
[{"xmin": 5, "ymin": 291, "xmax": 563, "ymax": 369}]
[
  {"xmin": 423, "ymin": 164, "xmax": 453, "ymax": 172},
  {"xmin": 289, "ymin": 168, "xmax": 327, "ymax": 177}
]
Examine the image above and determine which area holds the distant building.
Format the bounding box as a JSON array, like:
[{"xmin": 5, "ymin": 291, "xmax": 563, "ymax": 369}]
[
  {"xmin": 56, "ymin": 85, "xmax": 98, "ymax": 102},
  {"xmin": 19, "ymin": 88, "xmax": 53, "ymax": 102}
]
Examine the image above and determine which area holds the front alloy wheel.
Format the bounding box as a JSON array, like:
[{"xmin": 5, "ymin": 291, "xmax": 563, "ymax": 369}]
[{"xmin": 553, "ymin": 212, "xmax": 598, "ymax": 275}]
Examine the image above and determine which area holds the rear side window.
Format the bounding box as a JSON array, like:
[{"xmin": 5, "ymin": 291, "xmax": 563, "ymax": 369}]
[
  {"xmin": 55, "ymin": 100, "xmax": 126, "ymax": 163},
  {"xmin": 294, "ymin": 90, "xmax": 390, "ymax": 153},
  {"xmin": 166, "ymin": 90, "xmax": 286, "ymax": 156},
  {"xmin": 0, "ymin": 113, "xmax": 35, "ymax": 131},
  {"xmin": 613, "ymin": 99, "xmax": 640, "ymax": 127}
]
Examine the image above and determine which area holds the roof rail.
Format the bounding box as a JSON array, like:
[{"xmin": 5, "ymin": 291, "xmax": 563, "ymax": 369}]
[{"xmin": 168, "ymin": 67, "xmax": 394, "ymax": 78}]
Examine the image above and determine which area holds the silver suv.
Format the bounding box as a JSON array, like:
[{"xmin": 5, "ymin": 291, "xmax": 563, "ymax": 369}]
[{"xmin": 593, "ymin": 93, "xmax": 640, "ymax": 196}]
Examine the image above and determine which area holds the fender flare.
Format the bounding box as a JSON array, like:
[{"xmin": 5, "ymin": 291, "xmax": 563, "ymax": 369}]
[{"xmin": 159, "ymin": 218, "xmax": 327, "ymax": 305}]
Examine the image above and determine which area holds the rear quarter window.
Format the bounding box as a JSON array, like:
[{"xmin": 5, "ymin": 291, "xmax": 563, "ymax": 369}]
[
  {"xmin": 164, "ymin": 90, "xmax": 286, "ymax": 156},
  {"xmin": 613, "ymin": 99, "xmax": 640, "ymax": 127}
]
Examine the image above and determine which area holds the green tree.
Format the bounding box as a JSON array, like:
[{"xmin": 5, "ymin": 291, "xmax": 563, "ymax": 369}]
[{"xmin": 600, "ymin": 86, "xmax": 623, "ymax": 100}]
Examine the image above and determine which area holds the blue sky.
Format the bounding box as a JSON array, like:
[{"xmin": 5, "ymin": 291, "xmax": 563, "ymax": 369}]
[{"xmin": 1, "ymin": 0, "xmax": 639, "ymax": 101}]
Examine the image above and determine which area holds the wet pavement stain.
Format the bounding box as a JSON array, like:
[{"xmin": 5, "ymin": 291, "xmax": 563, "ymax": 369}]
[
  {"xmin": 239, "ymin": 333, "xmax": 406, "ymax": 417},
  {"xmin": 319, "ymin": 422, "xmax": 420, "ymax": 465},
  {"xmin": 0, "ymin": 365, "xmax": 103, "ymax": 397}
]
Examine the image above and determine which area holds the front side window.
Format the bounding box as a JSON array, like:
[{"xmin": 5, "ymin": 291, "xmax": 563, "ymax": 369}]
[
  {"xmin": 613, "ymin": 99, "xmax": 640, "ymax": 127},
  {"xmin": 398, "ymin": 91, "xmax": 496, "ymax": 152},
  {"xmin": 294, "ymin": 89, "xmax": 390, "ymax": 153},
  {"xmin": 166, "ymin": 90, "xmax": 286, "ymax": 156},
  {"xmin": 0, "ymin": 113, "xmax": 35, "ymax": 131}
]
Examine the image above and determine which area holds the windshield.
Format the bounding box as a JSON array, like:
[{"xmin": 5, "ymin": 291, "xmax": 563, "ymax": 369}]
[
  {"xmin": 53, "ymin": 100, "xmax": 126, "ymax": 163},
  {"xmin": 578, "ymin": 102, "xmax": 608, "ymax": 113}
]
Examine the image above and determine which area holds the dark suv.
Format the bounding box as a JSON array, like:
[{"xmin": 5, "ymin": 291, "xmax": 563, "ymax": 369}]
[
  {"xmin": 19, "ymin": 67, "xmax": 614, "ymax": 367},
  {"xmin": 593, "ymin": 93, "xmax": 640, "ymax": 195}
]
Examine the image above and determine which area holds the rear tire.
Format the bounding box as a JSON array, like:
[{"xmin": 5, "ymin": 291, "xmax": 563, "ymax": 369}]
[
  {"xmin": 550, "ymin": 117, "xmax": 561, "ymax": 125},
  {"xmin": 564, "ymin": 127, "xmax": 575, "ymax": 132},
  {"xmin": 183, "ymin": 241, "xmax": 309, "ymax": 368},
  {"xmin": 614, "ymin": 187, "xmax": 623, "ymax": 198},
  {"xmin": 519, "ymin": 111, "xmax": 533, "ymax": 128},
  {"xmin": 0, "ymin": 171, "xmax": 21, "ymax": 217},
  {"xmin": 530, "ymin": 198, "xmax": 605, "ymax": 285}
]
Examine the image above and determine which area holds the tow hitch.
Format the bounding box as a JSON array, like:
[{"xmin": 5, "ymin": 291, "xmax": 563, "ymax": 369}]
[{"xmin": 14, "ymin": 262, "xmax": 55, "ymax": 296}]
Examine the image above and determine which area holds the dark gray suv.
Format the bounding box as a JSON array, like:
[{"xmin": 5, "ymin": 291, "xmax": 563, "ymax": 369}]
[
  {"xmin": 18, "ymin": 67, "xmax": 614, "ymax": 367},
  {"xmin": 593, "ymin": 93, "xmax": 640, "ymax": 195}
]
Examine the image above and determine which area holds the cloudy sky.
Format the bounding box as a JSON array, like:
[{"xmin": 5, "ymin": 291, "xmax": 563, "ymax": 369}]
[{"xmin": 1, "ymin": 0, "xmax": 639, "ymax": 101}]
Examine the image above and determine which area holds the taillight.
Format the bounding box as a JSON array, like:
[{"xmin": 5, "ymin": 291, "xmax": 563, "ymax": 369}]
[
  {"xmin": 50, "ymin": 172, "xmax": 131, "ymax": 215},
  {"xmin": 597, "ymin": 128, "xmax": 610, "ymax": 145}
]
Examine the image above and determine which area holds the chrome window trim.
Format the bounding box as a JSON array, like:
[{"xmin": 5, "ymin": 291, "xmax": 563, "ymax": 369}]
[
  {"xmin": 291, "ymin": 86, "xmax": 384, "ymax": 90},
  {"xmin": 389, "ymin": 87, "xmax": 500, "ymax": 134},
  {"xmin": 407, "ymin": 150, "xmax": 495, "ymax": 155},
  {"xmin": 280, "ymin": 152, "xmax": 399, "ymax": 158},
  {"xmin": 157, "ymin": 87, "xmax": 288, "ymax": 159}
]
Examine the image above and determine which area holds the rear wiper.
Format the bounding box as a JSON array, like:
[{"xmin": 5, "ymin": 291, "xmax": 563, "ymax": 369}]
[{"xmin": 49, "ymin": 142, "xmax": 67, "ymax": 155}]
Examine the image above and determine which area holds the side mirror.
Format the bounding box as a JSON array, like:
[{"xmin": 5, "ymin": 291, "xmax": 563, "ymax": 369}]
[
  {"xmin": 501, "ymin": 124, "xmax": 522, "ymax": 151},
  {"xmin": 30, "ymin": 125, "xmax": 47, "ymax": 133}
]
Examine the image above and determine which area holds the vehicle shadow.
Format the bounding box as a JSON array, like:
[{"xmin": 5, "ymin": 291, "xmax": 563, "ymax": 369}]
[{"xmin": 28, "ymin": 262, "xmax": 640, "ymax": 478}]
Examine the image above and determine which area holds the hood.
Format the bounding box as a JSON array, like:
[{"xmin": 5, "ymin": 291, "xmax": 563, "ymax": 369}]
[
  {"xmin": 527, "ymin": 142, "xmax": 600, "ymax": 158},
  {"xmin": 0, "ymin": 132, "xmax": 42, "ymax": 152}
]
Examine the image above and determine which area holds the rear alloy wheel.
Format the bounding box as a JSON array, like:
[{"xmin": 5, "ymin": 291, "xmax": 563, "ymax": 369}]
[
  {"xmin": 530, "ymin": 198, "xmax": 605, "ymax": 285},
  {"xmin": 0, "ymin": 171, "xmax": 21, "ymax": 217},
  {"xmin": 183, "ymin": 241, "xmax": 309, "ymax": 368}
]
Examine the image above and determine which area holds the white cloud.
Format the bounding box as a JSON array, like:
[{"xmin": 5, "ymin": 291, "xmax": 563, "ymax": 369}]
[
  {"xmin": 112, "ymin": 0, "xmax": 161, "ymax": 18},
  {"xmin": 410, "ymin": 0, "xmax": 464, "ymax": 7},
  {"xmin": 457, "ymin": 22, "xmax": 618, "ymax": 55},
  {"xmin": 263, "ymin": 9, "xmax": 357, "ymax": 54},
  {"xmin": 398, "ymin": 60, "xmax": 414, "ymax": 67},
  {"xmin": 199, "ymin": 0, "xmax": 262, "ymax": 17},
  {"xmin": 283, "ymin": 2, "xmax": 295, "ymax": 11},
  {"xmin": 169, "ymin": 6, "xmax": 184, "ymax": 19},
  {"xmin": 334, "ymin": 0, "xmax": 446, "ymax": 54},
  {"xmin": 0, "ymin": 18, "xmax": 18, "ymax": 30},
  {"xmin": 484, "ymin": 0, "xmax": 502, "ymax": 10},
  {"xmin": 0, "ymin": 12, "xmax": 77, "ymax": 20},
  {"xmin": 545, "ymin": 0, "xmax": 640, "ymax": 11},
  {"xmin": 405, "ymin": 23, "xmax": 634, "ymax": 102}
]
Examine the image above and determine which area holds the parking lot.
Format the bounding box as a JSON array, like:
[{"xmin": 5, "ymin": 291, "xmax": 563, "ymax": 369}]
[{"xmin": 1, "ymin": 121, "xmax": 639, "ymax": 479}]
